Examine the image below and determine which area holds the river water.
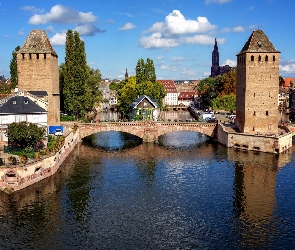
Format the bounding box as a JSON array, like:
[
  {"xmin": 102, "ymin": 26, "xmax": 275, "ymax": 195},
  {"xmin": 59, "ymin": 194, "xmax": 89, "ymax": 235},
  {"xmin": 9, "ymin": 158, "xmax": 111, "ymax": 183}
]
[{"xmin": 0, "ymin": 113, "xmax": 295, "ymax": 249}]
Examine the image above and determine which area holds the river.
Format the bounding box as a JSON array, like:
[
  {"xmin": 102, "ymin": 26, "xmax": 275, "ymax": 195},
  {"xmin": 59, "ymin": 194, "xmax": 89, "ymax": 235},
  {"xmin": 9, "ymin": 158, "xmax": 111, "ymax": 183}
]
[{"xmin": 0, "ymin": 112, "xmax": 295, "ymax": 249}]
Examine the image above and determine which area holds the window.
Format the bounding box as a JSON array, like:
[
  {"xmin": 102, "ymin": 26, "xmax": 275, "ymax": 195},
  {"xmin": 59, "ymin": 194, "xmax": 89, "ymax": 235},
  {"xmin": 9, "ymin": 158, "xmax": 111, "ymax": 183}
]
[
  {"xmin": 266, "ymin": 111, "xmax": 269, "ymax": 116},
  {"xmin": 265, "ymin": 55, "xmax": 268, "ymax": 62},
  {"xmin": 258, "ymin": 55, "xmax": 261, "ymax": 62},
  {"xmin": 44, "ymin": 54, "xmax": 46, "ymax": 59},
  {"xmin": 251, "ymin": 55, "xmax": 254, "ymax": 61},
  {"xmin": 268, "ymin": 124, "xmax": 272, "ymax": 130},
  {"xmin": 29, "ymin": 54, "xmax": 32, "ymax": 59},
  {"xmin": 36, "ymin": 53, "xmax": 39, "ymax": 59},
  {"xmin": 22, "ymin": 53, "xmax": 25, "ymax": 59},
  {"xmin": 273, "ymin": 55, "xmax": 275, "ymax": 62},
  {"xmin": 254, "ymin": 111, "xmax": 256, "ymax": 116}
]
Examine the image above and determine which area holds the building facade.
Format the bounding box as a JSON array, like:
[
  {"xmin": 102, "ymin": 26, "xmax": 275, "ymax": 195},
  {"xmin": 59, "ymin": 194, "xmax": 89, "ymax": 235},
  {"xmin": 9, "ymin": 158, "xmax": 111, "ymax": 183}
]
[
  {"xmin": 158, "ymin": 80, "xmax": 178, "ymax": 106},
  {"xmin": 17, "ymin": 30, "xmax": 60, "ymax": 125},
  {"xmin": 236, "ymin": 30, "xmax": 280, "ymax": 134}
]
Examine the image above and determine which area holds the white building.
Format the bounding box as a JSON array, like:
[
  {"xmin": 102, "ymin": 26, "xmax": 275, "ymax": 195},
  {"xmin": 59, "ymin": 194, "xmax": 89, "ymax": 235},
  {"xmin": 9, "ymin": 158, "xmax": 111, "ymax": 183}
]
[{"xmin": 157, "ymin": 80, "xmax": 178, "ymax": 106}]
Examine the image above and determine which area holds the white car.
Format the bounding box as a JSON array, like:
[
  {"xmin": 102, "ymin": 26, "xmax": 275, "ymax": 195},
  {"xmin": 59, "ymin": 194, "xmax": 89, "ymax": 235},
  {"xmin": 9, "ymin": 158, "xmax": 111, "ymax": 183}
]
[{"xmin": 54, "ymin": 129, "xmax": 63, "ymax": 136}]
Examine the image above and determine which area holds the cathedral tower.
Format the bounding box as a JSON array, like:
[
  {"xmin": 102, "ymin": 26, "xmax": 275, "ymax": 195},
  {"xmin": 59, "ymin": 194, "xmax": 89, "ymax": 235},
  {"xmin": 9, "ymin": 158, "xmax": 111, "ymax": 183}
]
[
  {"xmin": 17, "ymin": 30, "xmax": 60, "ymax": 125},
  {"xmin": 236, "ymin": 30, "xmax": 280, "ymax": 134},
  {"xmin": 210, "ymin": 38, "xmax": 220, "ymax": 77}
]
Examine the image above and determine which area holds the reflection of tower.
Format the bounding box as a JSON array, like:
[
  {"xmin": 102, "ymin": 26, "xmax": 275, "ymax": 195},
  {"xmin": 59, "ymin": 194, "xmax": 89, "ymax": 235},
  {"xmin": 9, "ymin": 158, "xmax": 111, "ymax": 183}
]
[
  {"xmin": 210, "ymin": 38, "xmax": 220, "ymax": 77},
  {"xmin": 17, "ymin": 30, "xmax": 60, "ymax": 125},
  {"xmin": 125, "ymin": 68, "xmax": 128, "ymax": 79},
  {"xmin": 230, "ymin": 150, "xmax": 285, "ymax": 248},
  {"xmin": 236, "ymin": 30, "xmax": 280, "ymax": 134}
]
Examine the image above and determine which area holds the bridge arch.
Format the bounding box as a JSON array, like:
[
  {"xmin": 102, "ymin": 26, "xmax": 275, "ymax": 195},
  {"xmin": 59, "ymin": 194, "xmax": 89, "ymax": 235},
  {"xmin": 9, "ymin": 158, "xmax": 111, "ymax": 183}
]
[{"xmin": 77, "ymin": 122, "xmax": 217, "ymax": 142}]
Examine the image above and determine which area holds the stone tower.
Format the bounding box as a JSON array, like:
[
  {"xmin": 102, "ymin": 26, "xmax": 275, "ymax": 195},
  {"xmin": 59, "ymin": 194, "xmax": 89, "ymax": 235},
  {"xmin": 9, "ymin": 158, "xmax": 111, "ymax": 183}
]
[
  {"xmin": 236, "ymin": 30, "xmax": 280, "ymax": 134},
  {"xmin": 17, "ymin": 30, "xmax": 60, "ymax": 125}
]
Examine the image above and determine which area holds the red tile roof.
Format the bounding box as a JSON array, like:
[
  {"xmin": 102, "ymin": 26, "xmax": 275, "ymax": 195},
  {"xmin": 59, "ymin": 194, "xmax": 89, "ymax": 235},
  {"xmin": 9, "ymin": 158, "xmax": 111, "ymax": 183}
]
[
  {"xmin": 283, "ymin": 78, "xmax": 295, "ymax": 88},
  {"xmin": 157, "ymin": 80, "xmax": 178, "ymax": 93}
]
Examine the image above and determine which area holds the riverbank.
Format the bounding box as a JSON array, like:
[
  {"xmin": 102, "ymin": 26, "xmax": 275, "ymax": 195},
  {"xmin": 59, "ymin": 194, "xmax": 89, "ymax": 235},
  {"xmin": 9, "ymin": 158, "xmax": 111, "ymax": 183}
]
[{"xmin": 0, "ymin": 126, "xmax": 79, "ymax": 193}]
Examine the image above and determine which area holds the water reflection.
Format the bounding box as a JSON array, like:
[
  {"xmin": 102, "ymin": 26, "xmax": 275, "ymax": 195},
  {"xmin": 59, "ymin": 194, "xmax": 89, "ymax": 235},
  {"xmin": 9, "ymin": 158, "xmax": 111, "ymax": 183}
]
[{"xmin": 0, "ymin": 131, "xmax": 294, "ymax": 249}]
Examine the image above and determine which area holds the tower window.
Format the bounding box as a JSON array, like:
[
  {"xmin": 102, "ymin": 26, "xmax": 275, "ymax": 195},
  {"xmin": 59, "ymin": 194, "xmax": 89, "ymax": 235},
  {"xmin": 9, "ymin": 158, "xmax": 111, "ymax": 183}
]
[
  {"xmin": 265, "ymin": 55, "xmax": 268, "ymax": 62},
  {"xmin": 254, "ymin": 93, "xmax": 255, "ymax": 97},
  {"xmin": 251, "ymin": 55, "xmax": 254, "ymax": 61},
  {"xmin": 44, "ymin": 54, "xmax": 46, "ymax": 59},
  {"xmin": 36, "ymin": 54, "xmax": 39, "ymax": 59},
  {"xmin": 254, "ymin": 111, "xmax": 256, "ymax": 116},
  {"xmin": 273, "ymin": 56, "xmax": 275, "ymax": 62},
  {"xmin": 266, "ymin": 111, "xmax": 269, "ymax": 116},
  {"xmin": 22, "ymin": 53, "xmax": 25, "ymax": 59},
  {"xmin": 258, "ymin": 55, "xmax": 261, "ymax": 62},
  {"xmin": 29, "ymin": 54, "xmax": 32, "ymax": 60}
]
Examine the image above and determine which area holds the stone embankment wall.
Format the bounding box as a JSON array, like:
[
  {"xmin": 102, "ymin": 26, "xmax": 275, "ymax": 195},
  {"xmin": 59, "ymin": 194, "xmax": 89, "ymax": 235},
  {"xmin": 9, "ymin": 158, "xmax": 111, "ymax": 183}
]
[
  {"xmin": 0, "ymin": 129, "xmax": 79, "ymax": 193},
  {"xmin": 217, "ymin": 124, "xmax": 293, "ymax": 154}
]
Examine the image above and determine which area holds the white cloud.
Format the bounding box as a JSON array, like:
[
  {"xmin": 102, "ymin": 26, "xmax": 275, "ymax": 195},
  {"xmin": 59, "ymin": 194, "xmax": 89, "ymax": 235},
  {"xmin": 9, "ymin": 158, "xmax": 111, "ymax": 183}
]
[
  {"xmin": 74, "ymin": 24, "xmax": 106, "ymax": 36},
  {"xmin": 21, "ymin": 6, "xmax": 44, "ymax": 13},
  {"xmin": 222, "ymin": 59, "xmax": 236, "ymax": 67},
  {"xmin": 220, "ymin": 25, "xmax": 256, "ymax": 33},
  {"xmin": 156, "ymin": 56, "xmax": 164, "ymax": 60},
  {"xmin": 29, "ymin": 5, "xmax": 97, "ymax": 24},
  {"xmin": 50, "ymin": 32, "xmax": 66, "ymax": 46},
  {"xmin": 139, "ymin": 10, "xmax": 218, "ymax": 49},
  {"xmin": 205, "ymin": 0, "xmax": 232, "ymax": 4},
  {"xmin": 160, "ymin": 65, "xmax": 169, "ymax": 70},
  {"xmin": 170, "ymin": 56, "xmax": 187, "ymax": 61},
  {"xmin": 139, "ymin": 32, "xmax": 179, "ymax": 49},
  {"xmin": 18, "ymin": 29, "xmax": 25, "ymax": 36},
  {"xmin": 119, "ymin": 22, "xmax": 136, "ymax": 31},
  {"xmin": 280, "ymin": 60, "xmax": 295, "ymax": 77},
  {"xmin": 146, "ymin": 10, "xmax": 216, "ymax": 36},
  {"xmin": 181, "ymin": 68, "xmax": 196, "ymax": 77},
  {"xmin": 46, "ymin": 26, "xmax": 54, "ymax": 33}
]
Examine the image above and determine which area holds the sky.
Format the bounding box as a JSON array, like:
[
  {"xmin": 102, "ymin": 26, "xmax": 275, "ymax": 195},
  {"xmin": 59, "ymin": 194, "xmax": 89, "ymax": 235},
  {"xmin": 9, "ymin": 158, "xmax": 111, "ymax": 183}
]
[{"xmin": 0, "ymin": 0, "xmax": 294, "ymax": 80}]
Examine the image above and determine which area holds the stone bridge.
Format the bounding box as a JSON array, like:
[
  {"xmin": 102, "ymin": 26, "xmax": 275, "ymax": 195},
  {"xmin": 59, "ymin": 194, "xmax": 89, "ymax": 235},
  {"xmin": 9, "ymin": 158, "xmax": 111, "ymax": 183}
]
[{"xmin": 77, "ymin": 121, "xmax": 217, "ymax": 142}]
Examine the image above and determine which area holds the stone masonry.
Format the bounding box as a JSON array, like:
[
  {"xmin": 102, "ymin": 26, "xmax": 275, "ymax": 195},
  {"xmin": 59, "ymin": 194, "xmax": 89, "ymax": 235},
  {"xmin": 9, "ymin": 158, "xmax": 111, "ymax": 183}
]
[
  {"xmin": 236, "ymin": 30, "xmax": 280, "ymax": 135},
  {"xmin": 17, "ymin": 30, "xmax": 60, "ymax": 125}
]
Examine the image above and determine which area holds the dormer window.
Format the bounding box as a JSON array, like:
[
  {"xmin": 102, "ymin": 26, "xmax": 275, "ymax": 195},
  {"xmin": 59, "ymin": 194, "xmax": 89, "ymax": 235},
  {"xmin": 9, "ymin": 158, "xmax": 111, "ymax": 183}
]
[
  {"xmin": 24, "ymin": 101, "xmax": 28, "ymax": 104},
  {"xmin": 13, "ymin": 101, "xmax": 16, "ymax": 104}
]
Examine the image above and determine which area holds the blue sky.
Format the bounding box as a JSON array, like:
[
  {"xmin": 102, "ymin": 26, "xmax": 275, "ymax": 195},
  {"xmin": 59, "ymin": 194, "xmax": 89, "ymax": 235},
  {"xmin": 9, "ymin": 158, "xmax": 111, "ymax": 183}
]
[{"xmin": 0, "ymin": 0, "xmax": 294, "ymax": 80}]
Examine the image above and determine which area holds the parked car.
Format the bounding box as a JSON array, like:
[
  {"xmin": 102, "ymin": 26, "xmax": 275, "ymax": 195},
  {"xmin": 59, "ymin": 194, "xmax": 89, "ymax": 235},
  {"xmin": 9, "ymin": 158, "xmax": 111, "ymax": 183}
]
[{"xmin": 54, "ymin": 129, "xmax": 63, "ymax": 136}]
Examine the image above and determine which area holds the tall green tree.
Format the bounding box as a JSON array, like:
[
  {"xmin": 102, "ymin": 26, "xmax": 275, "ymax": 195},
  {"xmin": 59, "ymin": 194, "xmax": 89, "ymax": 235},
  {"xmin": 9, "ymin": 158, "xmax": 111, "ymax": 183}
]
[
  {"xmin": 86, "ymin": 67, "xmax": 103, "ymax": 108},
  {"xmin": 62, "ymin": 30, "xmax": 93, "ymax": 118},
  {"xmin": 135, "ymin": 58, "xmax": 146, "ymax": 84},
  {"xmin": 9, "ymin": 46, "xmax": 20, "ymax": 90}
]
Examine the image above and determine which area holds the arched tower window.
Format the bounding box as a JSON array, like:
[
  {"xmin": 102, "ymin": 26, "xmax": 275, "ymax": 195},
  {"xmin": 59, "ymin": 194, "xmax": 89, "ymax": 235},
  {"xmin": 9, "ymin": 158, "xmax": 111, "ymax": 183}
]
[
  {"xmin": 265, "ymin": 55, "xmax": 268, "ymax": 62},
  {"xmin": 44, "ymin": 54, "xmax": 46, "ymax": 59},
  {"xmin": 273, "ymin": 56, "xmax": 275, "ymax": 62},
  {"xmin": 22, "ymin": 53, "xmax": 25, "ymax": 59},
  {"xmin": 29, "ymin": 54, "xmax": 32, "ymax": 60},
  {"xmin": 36, "ymin": 54, "xmax": 39, "ymax": 59},
  {"xmin": 258, "ymin": 55, "xmax": 261, "ymax": 62},
  {"xmin": 251, "ymin": 55, "xmax": 254, "ymax": 61}
]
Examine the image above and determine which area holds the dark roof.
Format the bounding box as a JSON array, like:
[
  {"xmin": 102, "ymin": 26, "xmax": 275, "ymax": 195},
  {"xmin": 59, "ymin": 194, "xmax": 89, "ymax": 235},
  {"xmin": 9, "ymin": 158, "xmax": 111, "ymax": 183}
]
[
  {"xmin": 0, "ymin": 96, "xmax": 47, "ymax": 114},
  {"xmin": 130, "ymin": 95, "xmax": 158, "ymax": 109},
  {"xmin": 18, "ymin": 30, "xmax": 57, "ymax": 56},
  {"xmin": 28, "ymin": 91, "xmax": 48, "ymax": 96},
  {"xmin": 238, "ymin": 29, "xmax": 280, "ymax": 55}
]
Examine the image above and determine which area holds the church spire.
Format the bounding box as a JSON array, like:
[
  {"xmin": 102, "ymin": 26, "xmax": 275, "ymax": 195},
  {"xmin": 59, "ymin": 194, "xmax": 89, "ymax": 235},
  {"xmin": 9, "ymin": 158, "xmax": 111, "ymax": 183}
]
[{"xmin": 125, "ymin": 68, "xmax": 128, "ymax": 79}]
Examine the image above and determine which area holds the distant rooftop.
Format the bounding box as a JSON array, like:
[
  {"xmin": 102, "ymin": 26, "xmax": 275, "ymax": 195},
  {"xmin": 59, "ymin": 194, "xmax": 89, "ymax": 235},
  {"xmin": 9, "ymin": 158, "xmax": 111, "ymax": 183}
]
[
  {"xmin": 238, "ymin": 29, "xmax": 280, "ymax": 55},
  {"xmin": 18, "ymin": 30, "xmax": 57, "ymax": 56}
]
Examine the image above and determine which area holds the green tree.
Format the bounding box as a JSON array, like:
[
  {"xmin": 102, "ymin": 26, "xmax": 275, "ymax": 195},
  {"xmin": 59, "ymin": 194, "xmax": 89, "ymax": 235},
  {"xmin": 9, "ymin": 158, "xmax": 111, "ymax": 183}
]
[
  {"xmin": 116, "ymin": 76, "xmax": 138, "ymax": 118},
  {"xmin": 9, "ymin": 46, "xmax": 20, "ymax": 90},
  {"xmin": 6, "ymin": 122, "xmax": 46, "ymax": 149},
  {"xmin": 62, "ymin": 30, "xmax": 93, "ymax": 118},
  {"xmin": 86, "ymin": 67, "xmax": 103, "ymax": 108},
  {"xmin": 135, "ymin": 58, "xmax": 146, "ymax": 84}
]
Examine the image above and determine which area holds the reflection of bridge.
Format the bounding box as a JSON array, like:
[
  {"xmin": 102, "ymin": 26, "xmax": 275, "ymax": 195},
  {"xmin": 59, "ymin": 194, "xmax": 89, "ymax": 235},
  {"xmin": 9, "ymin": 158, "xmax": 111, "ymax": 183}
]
[{"xmin": 77, "ymin": 121, "xmax": 217, "ymax": 142}]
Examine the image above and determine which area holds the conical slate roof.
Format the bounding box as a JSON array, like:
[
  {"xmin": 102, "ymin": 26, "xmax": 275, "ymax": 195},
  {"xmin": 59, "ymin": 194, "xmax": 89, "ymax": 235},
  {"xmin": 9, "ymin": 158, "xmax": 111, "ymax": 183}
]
[
  {"xmin": 238, "ymin": 29, "xmax": 280, "ymax": 55},
  {"xmin": 18, "ymin": 30, "xmax": 57, "ymax": 56}
]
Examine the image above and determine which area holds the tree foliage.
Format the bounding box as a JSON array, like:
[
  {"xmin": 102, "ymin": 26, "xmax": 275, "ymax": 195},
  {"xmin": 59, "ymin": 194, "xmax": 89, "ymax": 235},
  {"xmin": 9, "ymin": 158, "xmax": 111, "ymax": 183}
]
[
  {"xmin": 6, "ymin": 122, "xmax": 46, "ymax": 149},
  {"xmin": 61, "ymin": 30, "xmax": 102, "ymax": 118},
  {"xmin": 116, "ymin": 58, "xmax": 166, "ymax": 118},
  {"xmin": 197, "ymin": 69, "xmax": 237, "ymax": 111},
  {"xmin": 9, "ymin": 46, "xmax": 20, "ymax": 90}
]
